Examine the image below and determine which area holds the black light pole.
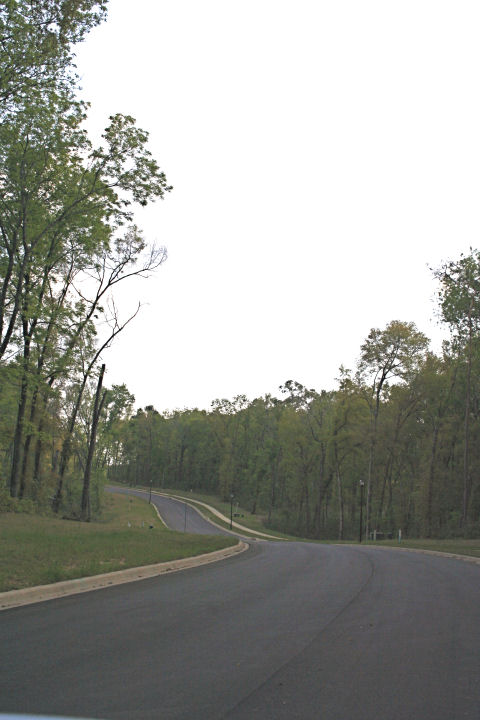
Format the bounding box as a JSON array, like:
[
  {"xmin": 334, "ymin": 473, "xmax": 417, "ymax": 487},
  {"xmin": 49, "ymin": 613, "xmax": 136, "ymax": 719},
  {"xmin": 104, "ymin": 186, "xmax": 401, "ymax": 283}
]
[
  {"xmin": 359, "ymin": 479, "xmax": 365, "ymax": 543},
  {"xmin": 230, "ymin": 494, "xmax": 234, "ymax": 530}
]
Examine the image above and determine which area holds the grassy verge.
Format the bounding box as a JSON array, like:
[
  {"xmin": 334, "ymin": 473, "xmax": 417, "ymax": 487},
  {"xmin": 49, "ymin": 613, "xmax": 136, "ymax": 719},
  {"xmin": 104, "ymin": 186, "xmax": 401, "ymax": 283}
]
[
  {"xmin": 0, "ymin": 493, "xmax": 237, "ymax": 592},
  {"xmin": 364, "ymin": 538, "xmax": 480, "ymax": 558}
]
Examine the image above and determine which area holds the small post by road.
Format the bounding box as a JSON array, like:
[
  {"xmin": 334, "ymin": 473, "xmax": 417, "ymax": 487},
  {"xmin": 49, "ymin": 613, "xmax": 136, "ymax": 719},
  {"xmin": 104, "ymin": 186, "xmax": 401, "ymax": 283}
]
[
  {"xmin": 184, "ymin": 501, "xmax": 187, "ymax": 533},
  {"xmin": 230, "ymin": 494, "xmax": 234, "ymax": 530},
  {"xmin": 149, "ymin": 477, "xmax": 152, "ymax": 504},
  {"xmin": 359, "ymin": 479, "xmax": 365, "ymax": 543}
]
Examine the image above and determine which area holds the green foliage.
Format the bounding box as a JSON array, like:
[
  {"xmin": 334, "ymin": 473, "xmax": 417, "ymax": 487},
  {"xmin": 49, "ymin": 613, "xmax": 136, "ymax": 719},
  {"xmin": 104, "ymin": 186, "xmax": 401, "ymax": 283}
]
[
  {"xmin": 112, "ymin": 299, "xmax": 480, "ymax": 540},
  {"xmin": 0, "ymin": 1, "xmax": 107, "ymax": 117},
  {"xmin": 0, "ymin": 0, "xmax": 171, "ymax": 517},
  {"xmin": 434, "ymin": 250, "xmax": 480, "ymax": 336},
  {"xmin": 0, "ymin": 486, "xmax": 37, "ymax": 514}
]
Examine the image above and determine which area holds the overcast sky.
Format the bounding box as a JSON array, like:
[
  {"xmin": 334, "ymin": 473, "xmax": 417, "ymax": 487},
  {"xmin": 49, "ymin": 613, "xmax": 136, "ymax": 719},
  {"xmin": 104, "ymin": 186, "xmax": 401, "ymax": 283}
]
[{"xmin": 74, "ymin": 0, "xmax": 480, "ymax": 412}]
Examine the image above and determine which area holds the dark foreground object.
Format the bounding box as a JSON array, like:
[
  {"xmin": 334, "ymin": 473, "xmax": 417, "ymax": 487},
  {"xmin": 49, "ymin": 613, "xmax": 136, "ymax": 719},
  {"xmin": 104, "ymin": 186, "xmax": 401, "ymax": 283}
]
[{"xmin": 1, "ymin": 503, "xmax": 479, "ymax": 719}]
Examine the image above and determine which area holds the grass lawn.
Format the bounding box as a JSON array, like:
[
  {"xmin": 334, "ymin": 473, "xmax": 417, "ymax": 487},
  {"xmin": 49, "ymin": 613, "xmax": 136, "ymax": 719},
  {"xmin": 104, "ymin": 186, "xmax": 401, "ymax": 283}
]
[
  {"xmin": 366, "ymin": 538, "xmax": 480, "ymax": 558},
  {"xmin": 0, "ymin": 493, "xmax": 237, "ymax": 592}
]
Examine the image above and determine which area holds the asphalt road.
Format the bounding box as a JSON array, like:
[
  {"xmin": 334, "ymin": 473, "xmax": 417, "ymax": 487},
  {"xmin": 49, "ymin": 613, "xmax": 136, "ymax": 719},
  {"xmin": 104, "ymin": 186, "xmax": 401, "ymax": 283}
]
[
  {"xmin": 108, "ymin": 487, "xmax": 229, "ymax": 535},
  {"xmin": 1, "ymin": 497, "xmax": 479, "ymax": 719}
]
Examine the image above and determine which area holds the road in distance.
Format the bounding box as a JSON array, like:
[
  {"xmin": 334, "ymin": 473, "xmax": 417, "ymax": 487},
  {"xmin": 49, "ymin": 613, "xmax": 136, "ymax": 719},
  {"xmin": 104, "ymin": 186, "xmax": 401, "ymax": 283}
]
[{"xmin": 108, "ymin": 486, "xmax": 229, "ymax": 535}]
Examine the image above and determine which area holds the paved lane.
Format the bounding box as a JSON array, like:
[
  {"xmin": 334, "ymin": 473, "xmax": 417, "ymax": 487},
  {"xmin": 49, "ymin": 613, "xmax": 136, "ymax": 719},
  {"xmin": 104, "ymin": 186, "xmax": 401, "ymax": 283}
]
[
  {"xmin": 1, "ymin": 534, "xmax": 479, "ymax": 719},
  {"xmin": 108, "ymin": 486, "xmax": 228, "ymax": 535}
]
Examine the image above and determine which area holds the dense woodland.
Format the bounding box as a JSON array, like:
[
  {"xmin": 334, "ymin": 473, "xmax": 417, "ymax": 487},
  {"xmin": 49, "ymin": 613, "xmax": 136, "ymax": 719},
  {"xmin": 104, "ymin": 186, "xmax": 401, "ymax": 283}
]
[
  {"xmin": 1, "ymin": 2, "xmax": 480, "ymax": 539},
  {"xmin": 110, "ymin": 310, "xmax": 480, "ymax": 542}
]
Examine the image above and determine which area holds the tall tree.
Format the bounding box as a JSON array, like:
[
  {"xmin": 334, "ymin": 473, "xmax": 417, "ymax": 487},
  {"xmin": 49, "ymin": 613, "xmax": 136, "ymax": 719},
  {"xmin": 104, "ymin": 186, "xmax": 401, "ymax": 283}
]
[
  {"xmin": 357, "ymin": 320, "xmax": 429, "ymax": 539},
  {"xmin": 434, "ymin": 250, "xmax": 480, "ymax": 529},
  {"xmin": 81, "ymin": 363, "xmax": 107, "ymax": 520}
]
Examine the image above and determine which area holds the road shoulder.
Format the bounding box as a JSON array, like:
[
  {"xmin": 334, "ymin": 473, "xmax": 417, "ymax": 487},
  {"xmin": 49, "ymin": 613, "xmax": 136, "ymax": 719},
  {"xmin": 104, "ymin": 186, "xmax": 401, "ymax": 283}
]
[
  {"xmin": 0, "ymin": 540, "xmax": 248, "ymax": 611},
  {"xmin": 339, "ymin": 543, "xmax": 480, "ymax": 564}
]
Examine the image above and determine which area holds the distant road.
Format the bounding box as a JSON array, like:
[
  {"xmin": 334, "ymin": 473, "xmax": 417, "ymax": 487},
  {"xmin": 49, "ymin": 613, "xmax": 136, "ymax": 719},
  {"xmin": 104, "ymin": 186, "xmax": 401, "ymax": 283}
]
[
  {"xmin": 109, "ymin": 486, "xmax": 229, "ymax": 535},
  {"xmin": 1, "ymin": 496, "xmax": 479, "ymax": 719}
]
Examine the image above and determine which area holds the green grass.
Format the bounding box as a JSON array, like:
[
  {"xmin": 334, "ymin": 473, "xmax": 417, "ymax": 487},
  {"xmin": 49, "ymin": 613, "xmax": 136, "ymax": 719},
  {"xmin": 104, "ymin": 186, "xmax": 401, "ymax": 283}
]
[
  {"xmin": 364, "ymin": 538, "xmax": 480, "ymax": 558},
  {"xmin": 0, "ymin": 493, "xmax": 237, "ymax": 592}
]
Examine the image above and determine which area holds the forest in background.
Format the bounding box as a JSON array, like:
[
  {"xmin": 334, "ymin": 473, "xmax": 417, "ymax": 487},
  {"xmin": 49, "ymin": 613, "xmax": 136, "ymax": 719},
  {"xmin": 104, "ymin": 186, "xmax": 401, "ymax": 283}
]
[
  {"xmin": 110, "ymin": 303, "xmax": 480, "ymax": 542},
  {"xmin": 1, "ymin": 2, "xmax": 480, "ymax": 540}
]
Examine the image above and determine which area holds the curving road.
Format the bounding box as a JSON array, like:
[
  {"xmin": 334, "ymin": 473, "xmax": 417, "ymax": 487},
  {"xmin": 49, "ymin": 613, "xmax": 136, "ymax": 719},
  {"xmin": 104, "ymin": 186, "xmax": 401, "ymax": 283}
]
[
  {"xmin": 108, "ymin": 486, "xmax": 230, "ymax": 535},
  {"xmin": 1, "ymin": 494, "xmax": 479, "ymax": 719}
]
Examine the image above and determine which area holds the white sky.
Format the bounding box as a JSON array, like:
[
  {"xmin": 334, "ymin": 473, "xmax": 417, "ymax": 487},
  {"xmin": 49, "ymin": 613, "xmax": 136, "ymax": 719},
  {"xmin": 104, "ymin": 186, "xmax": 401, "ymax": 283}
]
[{"xmin": 74, "ymin": 0, "xmax": 480, "ymax": 412}]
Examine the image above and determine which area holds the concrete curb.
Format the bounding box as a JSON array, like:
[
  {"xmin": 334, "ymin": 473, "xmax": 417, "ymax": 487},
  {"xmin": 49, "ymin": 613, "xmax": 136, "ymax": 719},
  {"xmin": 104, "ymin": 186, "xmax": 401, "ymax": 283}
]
[
  {"xmin": 0, "ymin": 541, "xmax": 249, "ymax": 611},
  {"xmin": 150, "ymin": 499, "xmax": 168, "ymax": 528},
  {"xmin": 339, "ymin": 543, "xmax": 480, "ymax": 565}
]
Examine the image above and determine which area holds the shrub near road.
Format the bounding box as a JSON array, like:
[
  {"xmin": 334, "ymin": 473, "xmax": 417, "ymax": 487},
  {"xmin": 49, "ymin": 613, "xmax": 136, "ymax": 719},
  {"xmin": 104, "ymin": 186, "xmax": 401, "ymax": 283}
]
[{"xmin": 0, "ymin": 493, "xmax": 236, "ymax": 592}]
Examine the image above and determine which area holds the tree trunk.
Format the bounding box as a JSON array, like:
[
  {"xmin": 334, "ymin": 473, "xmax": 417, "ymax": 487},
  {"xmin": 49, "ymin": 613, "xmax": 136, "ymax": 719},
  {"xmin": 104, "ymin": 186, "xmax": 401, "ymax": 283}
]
[
  {"xmin": 81, "ymin": 364, "xmax": 107, "ymax": 521},
  {"xmin": 336, "ymin": 467, "xmax": 344, "ymax": 541},
  {"xmin": 10, "ymin": 315, "xmax": 32, "ymax": 496},
  {"xmin": 366, "ymin": 392, "xmax": 380, "ymax": 541},
  {"xmin": 52, "ymin": 374, "xmax": 89, "ymax": 512},
  {"xmin": 426, "ymin": 425, "xmax": 439, "ymax": 538},
  {"xmin": 10, "ymin": 370, "xmax": 29, "ymax": 497},
  {"xmin": 462, "ymin": 311, "xmax": 472, "ymax": 530}
]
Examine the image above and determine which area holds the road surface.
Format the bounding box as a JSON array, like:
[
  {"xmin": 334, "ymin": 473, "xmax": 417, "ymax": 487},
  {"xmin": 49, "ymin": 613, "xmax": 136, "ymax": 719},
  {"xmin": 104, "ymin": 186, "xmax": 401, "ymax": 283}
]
[
  {"xmin": 109, "ymin": 486, "xmax": 229, "ymax": 535},
  {"xmin": 1, "ymin": 494, "xmax": 479, "ymax": 719}
]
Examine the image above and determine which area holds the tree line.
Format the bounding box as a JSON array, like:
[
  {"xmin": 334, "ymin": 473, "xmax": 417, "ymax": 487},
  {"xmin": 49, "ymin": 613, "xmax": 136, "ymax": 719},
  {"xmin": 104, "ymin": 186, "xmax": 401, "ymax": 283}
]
[
  {"xmin": 113, "ymin": 263, "xmax": 480, "ymax": 540},
  {"xmin": 0, "ymin": 1, "xmax": 170, "ymax": 518}
]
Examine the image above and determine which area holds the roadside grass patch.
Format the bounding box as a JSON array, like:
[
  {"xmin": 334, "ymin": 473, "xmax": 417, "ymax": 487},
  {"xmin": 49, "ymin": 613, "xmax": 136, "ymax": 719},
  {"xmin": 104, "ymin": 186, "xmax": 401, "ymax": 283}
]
[
  {"xmin": 0, "ymin": 493, "xmax": 236, "ymax": 592},
  {"xmin": 369, "ymin": 538, "xmax": 480, "ymax": 558}
]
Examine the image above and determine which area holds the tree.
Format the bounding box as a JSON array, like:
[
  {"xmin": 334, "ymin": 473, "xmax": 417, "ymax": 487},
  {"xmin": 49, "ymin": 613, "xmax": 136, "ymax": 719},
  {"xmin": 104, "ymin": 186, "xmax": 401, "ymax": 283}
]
[
  {"xmin": 81, "ymin": 363, "xmax": 107, "ymax": 520},
  {"xmin": 0, "ymin": 1, "xmax": 107, "ymax": 117},
  {"xmin": 1, "ymin": 2, "xmax": 172, "ymax": 512},
  {"xmin": 434, "ymin": 251, "xmax": 480, "ymax": 529},
  {"xmin": 357, "ymin": 320, "xmax": 429, "ymax": 539}
]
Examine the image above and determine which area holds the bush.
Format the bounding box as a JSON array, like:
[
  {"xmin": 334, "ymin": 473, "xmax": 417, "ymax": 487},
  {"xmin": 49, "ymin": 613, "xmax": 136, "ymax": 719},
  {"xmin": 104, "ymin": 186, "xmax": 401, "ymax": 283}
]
[{"xmin": 0, "ymin": 487, "xmax": 38, "ymax": 514}]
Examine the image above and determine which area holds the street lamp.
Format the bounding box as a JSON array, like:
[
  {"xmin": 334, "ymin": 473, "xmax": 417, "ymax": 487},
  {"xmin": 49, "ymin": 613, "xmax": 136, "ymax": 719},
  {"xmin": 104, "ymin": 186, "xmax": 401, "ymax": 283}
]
[
  {"xmin": 230, "ymin": 494, "xmax": 234, "ymax": 530},
  {"xmin": 359, "ymin": 479, "xmax": 365, "ymax": 543}
]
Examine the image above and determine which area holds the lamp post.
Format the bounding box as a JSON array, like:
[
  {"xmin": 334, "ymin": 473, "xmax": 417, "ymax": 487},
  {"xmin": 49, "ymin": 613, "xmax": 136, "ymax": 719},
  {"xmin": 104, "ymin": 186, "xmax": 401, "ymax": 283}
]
[
  {"xmin": 359, "ymin": 479, "xmax": 365, "ymax": 543},
  {"xmin": 230, "ymin": 494, "xmax": 234, "ymax": 530}
]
